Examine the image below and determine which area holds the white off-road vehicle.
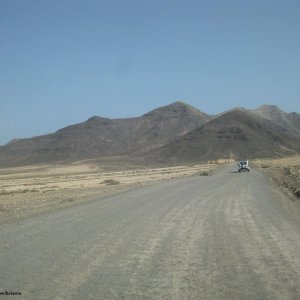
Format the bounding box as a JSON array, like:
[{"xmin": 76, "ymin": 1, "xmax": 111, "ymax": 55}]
[{"xmin": 237, "ymin": 160, "xmax": 250, "ymax": 172}]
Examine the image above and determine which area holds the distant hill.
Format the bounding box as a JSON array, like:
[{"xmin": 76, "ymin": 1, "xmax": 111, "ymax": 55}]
[
  {"xmin": 1, "ymin": 102, "xmax": 300, "ymax": 167},
  {"xmin": 0, "ymin": 102, "xmax": 210, "ymax": 167},
  {"xmin": 144, "ymin": 109, "xmax": 300, "ymax": 164},
  {"xmin": 252, "ymin": 105, "xmax": 300, "ymax": 138}
]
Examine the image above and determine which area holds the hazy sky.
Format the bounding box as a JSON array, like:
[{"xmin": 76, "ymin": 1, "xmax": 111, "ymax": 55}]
[{"xmin": 1, "ymin": 0, "xmax": 300, "ymax": 145}]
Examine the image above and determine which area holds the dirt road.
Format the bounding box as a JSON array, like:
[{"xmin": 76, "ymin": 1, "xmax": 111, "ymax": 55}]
[{"xmin": 1, "ymin": 165, "xmax": 300, "ymax": 299}]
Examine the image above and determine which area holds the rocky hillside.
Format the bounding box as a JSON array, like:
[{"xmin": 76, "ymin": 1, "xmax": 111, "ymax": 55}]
[
  {"xmin": 252, "ymin": 105, "xmax": 300, "ymax": 138},
  {"xmin": 145, "ymin": 109, "xmax": 300, "ymax": 164},
  {"xmin": 0, "ymin": 102, "xmax": 210, "ymax": 167},
  {"xmin": 1, "ymin": 102, "xmax": 300, "ymax": 167}
]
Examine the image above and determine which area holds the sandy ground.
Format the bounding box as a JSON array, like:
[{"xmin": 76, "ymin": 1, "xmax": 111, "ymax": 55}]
[
  {"xmin": 253, "ymin": 155, "xmax": 300, "ymax": 198},
  {"xmin": 0, "ymin": 162, "xmax": 219, "ymax": 223}
]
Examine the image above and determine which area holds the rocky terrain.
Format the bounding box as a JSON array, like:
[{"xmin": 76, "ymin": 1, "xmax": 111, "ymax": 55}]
[
  {"xmin": 0, "ymin": 102, "xmax": 210, "ymax": 167},
  {"xmin": 254, "ymin": 155, "xmax": 300, "ymax": 198},
  {"xmin": 252, "ymin": 104, "xmax": 300, "ymax": 138},
  {"xmin": 146, "ymin": 109, "xmax": 300, "ymax": 164}
]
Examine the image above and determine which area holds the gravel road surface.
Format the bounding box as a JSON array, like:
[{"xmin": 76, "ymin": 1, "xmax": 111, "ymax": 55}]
[{"xmin": 1, "ymin": 165, "xmax": 300, "ymax": 299}]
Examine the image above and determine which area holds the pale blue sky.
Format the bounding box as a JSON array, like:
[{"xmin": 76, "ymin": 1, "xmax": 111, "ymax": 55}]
[{"xmin": 1, "ymin": 0, "xmax": 300, "ymax": 145}]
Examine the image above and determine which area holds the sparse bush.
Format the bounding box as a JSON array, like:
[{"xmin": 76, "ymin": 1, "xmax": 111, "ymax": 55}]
[
  {"xmin": 199, "ymin": 171, "xmax": 210, "ymax": 176},
  {"xmin": 0, "ymin": 190, "xmax": 13, "ymax": 196},
  {"xmin": 21, "ymin": 189, "xmax": 39, "ymax": 193},
  {"xmin": 294, "ymin": 189, "xmax": 300, "ymax": 198},
  {"xmin": 101, "ymin": 179, "xmax": 120, "ymax": 185}
]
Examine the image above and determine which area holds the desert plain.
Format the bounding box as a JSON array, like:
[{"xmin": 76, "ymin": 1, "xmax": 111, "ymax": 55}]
[
  {"xmin": 1, "ymin": 155, "xmax": 299, "ymax": 224},
  {"xmin": 0, "ymin": 160, "xmax": 220, "ymax": 223}
]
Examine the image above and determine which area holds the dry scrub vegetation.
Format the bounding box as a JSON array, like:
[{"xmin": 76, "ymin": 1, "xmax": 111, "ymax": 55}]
[
  {"xmin": 254, "ymin": 155, "xmax": 300, "ymax": 198},
  {"xmin": 0, "ymin": 162, "xmax": 220, "ymax": 222}
]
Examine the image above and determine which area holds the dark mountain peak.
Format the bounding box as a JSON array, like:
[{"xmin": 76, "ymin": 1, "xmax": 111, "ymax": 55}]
[
  {"xmin": 168, "ymin": 101, "xmax": 194, "ymax": 109},
  {"xmin": 146, "ymin": 107, "xmax": 300, "ymax": 164},
  {"xmin": 215, "ymin": 107, "xmax": 252, "ymax": 121},
  {"xmin": 207, "ymin": 108, "xmax": 290, "ymax": 135},
  {"xmin": 256, "ymin": 104, "xmax": 281, "ymax": 110},
  {"xmin": 252, "ymin": 105, "xmax": 300, "ymax": 138},
  {"xmin": 143, "ymin": 101, "xmax": 208, "ymax": 119},
  {"xmin": 253, "ymin": 104, "xmax": 290, "ymax": 123},
  {"xmin": 232, "ymin": 107, "xmax": 248, "ymax": 113},
  {"xmin": 231, "ymin": 106, "xmax": 247, "ymax": 111},
  {"xmin": 86, "ymin": 116, "xmax": 112, "ymax": 123},
  {"xmin": 215, "ymin": 106, "xmax": 247, "ymax": 118},
  {"xmin": 169, "ymin": 100, "xmax": 187, "ymax": 106},
  {"xmin": 253, "ymin": 104, "xmax": 287, "ymax": 120},
  {"xmin": 81, "ymin": 115, "xmax": 113, "ymax": 128}
]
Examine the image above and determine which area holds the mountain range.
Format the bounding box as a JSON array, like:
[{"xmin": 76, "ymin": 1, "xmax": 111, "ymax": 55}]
[{"xmin": 1, "ymin": 102, "xmax": 300, "ymax": 167}]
